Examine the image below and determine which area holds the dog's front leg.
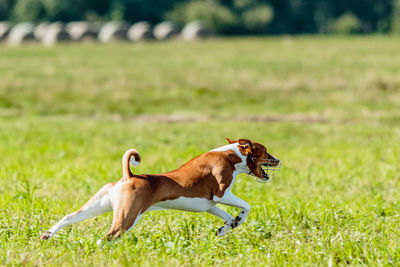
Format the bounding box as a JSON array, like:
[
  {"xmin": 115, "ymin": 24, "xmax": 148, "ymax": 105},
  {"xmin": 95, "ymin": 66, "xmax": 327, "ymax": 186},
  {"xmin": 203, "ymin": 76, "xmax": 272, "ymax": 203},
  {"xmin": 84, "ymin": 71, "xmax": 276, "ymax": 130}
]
[
  {"xmin": 213, "ymin": 192, "xmax": 250, "ymax": 230},
  {"xmin": 207, "ymin": 206, "xmax": 234, "ymax": 236}
]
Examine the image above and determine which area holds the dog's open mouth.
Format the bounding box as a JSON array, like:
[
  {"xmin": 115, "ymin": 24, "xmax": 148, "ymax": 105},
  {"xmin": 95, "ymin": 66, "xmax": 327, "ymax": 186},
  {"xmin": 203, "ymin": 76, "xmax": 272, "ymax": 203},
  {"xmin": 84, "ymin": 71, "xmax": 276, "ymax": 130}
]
[
  {"xmin": 260, "ymin": 167, "xmax": 270, "ymax": 181},
  {"xmin": 258, "ymin": 160, "xmax": 281, "ymax": 183}
]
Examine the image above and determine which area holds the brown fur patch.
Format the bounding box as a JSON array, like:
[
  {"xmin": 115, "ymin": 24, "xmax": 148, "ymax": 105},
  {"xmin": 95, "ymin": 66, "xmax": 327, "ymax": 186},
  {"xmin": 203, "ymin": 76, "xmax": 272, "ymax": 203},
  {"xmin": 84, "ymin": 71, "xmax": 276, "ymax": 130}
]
[{"xmin": 128, "ymin": 149, "xmax": 242, "ymax": 204}]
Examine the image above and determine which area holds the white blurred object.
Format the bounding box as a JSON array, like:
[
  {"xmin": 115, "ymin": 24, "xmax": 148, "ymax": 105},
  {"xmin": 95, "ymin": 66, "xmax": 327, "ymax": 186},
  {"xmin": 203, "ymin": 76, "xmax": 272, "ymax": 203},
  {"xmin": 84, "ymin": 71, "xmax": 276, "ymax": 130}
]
[
  {"xmin": 127, "ymin": 21, "xmax": 153, "ymax": 42},
  {"xmin": 66, "ymin": 21, "xmax": 99, "ymax": 41},
  {"xmin": 153, "ymin": 21, "xmax": 179, "ymax": 40},
  {"xmin": 42, "ymin": 24, "xmax": 71, "ymax": 46},
  {"xmin": 182, "ymin": 21, "xmax": 210, "ymax": 40},
  {"xmin": 98, "ymin": 22, "xmax": 128, "ymax": 43},
  {"xmin": 8, "ymin": 22, "xmax": 35, "ymax": 45},
  {"xmin": 34, "ymin": 22, "xmax": 50, "ymax": 40}
]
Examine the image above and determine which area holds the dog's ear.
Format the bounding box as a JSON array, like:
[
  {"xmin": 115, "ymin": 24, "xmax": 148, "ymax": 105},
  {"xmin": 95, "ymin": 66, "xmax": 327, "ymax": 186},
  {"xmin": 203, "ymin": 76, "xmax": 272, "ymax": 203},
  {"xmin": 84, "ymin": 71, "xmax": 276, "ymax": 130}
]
[
  {"xmin": 226, "ymin": 137, "xmax": 237, "ymax": 144},
  {"xmin": 238, "ymin": 139, "xmax": 252, "ymax": 156}
]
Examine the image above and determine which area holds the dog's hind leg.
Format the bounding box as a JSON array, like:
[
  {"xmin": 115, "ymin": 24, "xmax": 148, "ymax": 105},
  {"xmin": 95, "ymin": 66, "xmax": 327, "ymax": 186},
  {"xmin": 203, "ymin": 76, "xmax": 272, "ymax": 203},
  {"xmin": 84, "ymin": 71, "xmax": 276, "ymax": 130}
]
[
  {"xmin": 96, "ymin": 188, "xmax": 150, "ymax": 245},
  {"xmin": 207, "ymin": 206, "xmax": 234, "ymax": 236},
  {"xmin": 40, "ymin": 183, "xmax": 114, "ymax": 240}
]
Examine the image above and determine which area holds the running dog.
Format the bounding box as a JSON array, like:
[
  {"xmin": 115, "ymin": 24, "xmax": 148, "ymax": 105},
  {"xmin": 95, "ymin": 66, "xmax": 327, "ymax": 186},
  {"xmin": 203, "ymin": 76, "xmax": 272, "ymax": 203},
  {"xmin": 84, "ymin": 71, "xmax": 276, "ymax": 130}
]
[{"xmin": 40, "ymin": 138, "xmax": 280, "ymax": 245}]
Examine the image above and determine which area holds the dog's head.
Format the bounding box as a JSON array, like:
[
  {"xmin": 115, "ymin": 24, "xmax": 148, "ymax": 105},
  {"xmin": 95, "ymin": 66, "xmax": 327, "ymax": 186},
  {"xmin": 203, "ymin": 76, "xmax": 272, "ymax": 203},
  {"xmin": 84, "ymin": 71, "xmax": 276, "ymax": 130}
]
[{"xmin": 226, "ymin": 138, "xmax": 281, "ymax": 182}]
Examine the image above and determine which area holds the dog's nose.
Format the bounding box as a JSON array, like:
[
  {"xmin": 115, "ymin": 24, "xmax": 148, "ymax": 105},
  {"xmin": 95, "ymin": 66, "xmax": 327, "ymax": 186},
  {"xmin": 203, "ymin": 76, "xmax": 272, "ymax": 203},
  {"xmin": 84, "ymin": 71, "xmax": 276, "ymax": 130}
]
[{"xmin": 270, "ymin": 158, "xmax": 280, "ymax": 166}]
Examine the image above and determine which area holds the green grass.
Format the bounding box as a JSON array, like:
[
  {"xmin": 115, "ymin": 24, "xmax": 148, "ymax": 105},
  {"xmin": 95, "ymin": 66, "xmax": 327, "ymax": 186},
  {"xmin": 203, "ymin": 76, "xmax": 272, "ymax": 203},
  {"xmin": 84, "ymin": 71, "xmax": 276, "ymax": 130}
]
[{"xmin": 1, "ymin": 36, "xmax": 400, "ymax": 266}]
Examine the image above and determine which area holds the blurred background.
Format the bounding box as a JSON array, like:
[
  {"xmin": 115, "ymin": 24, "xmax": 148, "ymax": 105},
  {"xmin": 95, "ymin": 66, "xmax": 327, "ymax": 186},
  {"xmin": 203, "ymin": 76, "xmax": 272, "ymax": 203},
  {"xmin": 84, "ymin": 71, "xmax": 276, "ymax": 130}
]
[{"xmin": 0, "ymin": 0, "xmax": 399, "ymax": 35}]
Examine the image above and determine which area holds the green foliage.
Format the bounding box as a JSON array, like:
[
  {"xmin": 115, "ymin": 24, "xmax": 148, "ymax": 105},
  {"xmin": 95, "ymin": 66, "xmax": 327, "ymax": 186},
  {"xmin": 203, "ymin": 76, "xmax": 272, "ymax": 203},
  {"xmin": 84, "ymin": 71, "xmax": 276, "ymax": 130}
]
[
  {"xmin": 109, "ymin": 0, "xmax": 124, "ymax": 21},
  {"xmin": 166, "ymin": 0, "xmax": 274, "ymax": 34},
  {"xmin": 331, "ymin": 13, "xmax": 361, "ymax": 34},
  {"xmin": 392, "ymin": 0, "xmax": 400, "ymax": 33},
  {"xmin": 166, "ymin": 0, "xmax": 238, "ymax": 33},
  {"xmin": 11, "ymin": 0, "xmax": 46, "ymax": 22},
  {"xmin": 241, "ymin": 4, "xmax": 273, "ymax": 32},
  {"xmin": 40, "ymin": 0, "xmax": 79, "ymax": 21},
  {"xmin": 11, "ymin": 0, "xmax": 79, "ymax": 22},
  {"xmin": 0, "ymin": 0, "xmax": 13, "ymax": 20},
  {"xmin": 117, "ymin": 0, "xmax": 180, "ymax": 23}
]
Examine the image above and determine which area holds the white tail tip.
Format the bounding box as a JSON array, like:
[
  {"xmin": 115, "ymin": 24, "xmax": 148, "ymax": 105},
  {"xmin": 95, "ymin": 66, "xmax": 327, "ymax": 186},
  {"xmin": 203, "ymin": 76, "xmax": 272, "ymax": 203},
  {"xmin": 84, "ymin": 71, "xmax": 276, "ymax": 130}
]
[{"xmin": 130, "ymin": 157, "xmax": 140, "ymax": 167}]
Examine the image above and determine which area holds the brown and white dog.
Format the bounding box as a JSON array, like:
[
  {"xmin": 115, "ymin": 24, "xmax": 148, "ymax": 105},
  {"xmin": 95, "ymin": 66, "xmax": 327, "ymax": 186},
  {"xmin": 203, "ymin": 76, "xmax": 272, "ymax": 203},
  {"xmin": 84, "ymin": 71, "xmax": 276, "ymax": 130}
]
[{"xmin": 40, "ymin": 138, "xmax": 280, "ymax": 245}]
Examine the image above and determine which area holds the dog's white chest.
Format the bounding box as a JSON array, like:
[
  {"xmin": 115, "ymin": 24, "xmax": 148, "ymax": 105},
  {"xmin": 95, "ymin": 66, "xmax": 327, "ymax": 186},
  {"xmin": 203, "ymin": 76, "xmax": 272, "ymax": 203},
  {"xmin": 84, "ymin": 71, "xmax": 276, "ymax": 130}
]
[{"xmin": 151, "ymin": 197, "xmax": 215, "ymax": 212}]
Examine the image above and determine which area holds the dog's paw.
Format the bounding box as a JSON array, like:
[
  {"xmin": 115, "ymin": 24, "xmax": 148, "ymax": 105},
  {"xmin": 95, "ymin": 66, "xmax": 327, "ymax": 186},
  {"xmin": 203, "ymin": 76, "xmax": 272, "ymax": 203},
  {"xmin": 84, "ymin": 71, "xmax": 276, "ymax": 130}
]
[
  {"xmin": 40, "ymin": 231, "xmax": 52, "ymax": 240},
  {"xmin": 230, "ymin": 215, "xmax": 242, "ymax": 229},
  {"xmin": 216, "ymin": 221, "xmax": 232, "ymax": 237},
  {"xmin": 216, "ymin": 226, "xmax": 227, "ymax": 237},
  {"xmin": 230, "ymin": 221, "xmax": 239, "ymax": 229}
]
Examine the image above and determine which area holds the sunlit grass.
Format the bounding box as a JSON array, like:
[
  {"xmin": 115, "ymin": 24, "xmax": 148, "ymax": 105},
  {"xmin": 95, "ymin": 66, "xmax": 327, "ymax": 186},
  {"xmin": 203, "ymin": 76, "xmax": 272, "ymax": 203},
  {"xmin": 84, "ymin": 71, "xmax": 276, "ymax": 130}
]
[{"xmin": 1, "ymin": 118, "xmax": 399, "ymax": 265}]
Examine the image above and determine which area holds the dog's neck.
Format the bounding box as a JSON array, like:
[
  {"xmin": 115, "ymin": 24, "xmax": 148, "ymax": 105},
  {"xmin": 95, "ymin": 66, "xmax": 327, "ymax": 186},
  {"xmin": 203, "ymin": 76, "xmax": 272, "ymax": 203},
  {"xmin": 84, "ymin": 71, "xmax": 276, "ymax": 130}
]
[{"xmin": 211, "ymin": 143, "xmax": 250, "ymax": 174}]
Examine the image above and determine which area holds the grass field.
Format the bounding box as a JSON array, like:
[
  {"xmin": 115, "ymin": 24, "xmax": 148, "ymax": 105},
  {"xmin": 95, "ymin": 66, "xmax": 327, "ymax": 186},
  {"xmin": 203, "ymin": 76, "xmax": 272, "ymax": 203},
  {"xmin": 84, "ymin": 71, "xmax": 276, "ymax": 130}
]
[{"xmin": 1, "ymin": 36, "xmax": 400, "ymax": 266}]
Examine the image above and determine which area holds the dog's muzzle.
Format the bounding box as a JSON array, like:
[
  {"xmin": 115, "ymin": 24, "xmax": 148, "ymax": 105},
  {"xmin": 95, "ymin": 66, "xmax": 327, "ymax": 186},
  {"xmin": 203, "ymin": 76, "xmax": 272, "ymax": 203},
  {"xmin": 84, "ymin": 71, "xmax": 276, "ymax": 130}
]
[{"xmin": 259, "ymin": 159, "xmax": 281, "ymax": 183}]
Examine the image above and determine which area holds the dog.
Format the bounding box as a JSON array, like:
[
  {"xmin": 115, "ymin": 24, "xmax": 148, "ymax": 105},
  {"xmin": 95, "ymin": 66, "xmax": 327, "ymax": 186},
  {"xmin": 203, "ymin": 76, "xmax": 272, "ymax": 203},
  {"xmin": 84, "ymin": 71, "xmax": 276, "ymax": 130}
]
[{"xmin": 40, "ymin": 138, "xmax": 280, "ymax": 245}]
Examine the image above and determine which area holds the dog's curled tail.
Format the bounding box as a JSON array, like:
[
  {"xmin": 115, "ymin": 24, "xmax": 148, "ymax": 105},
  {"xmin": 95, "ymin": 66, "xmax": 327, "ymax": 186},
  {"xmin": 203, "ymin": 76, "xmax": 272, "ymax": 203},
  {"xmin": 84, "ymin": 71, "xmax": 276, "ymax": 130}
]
[{"xmin": 122, "ymin": 149, "xmax": 141, "ymax": 179}]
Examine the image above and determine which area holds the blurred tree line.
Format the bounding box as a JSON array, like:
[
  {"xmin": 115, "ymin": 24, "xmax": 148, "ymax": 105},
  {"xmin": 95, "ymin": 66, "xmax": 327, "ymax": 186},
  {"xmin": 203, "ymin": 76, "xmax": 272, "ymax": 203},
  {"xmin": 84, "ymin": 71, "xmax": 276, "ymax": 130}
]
[{"xmin": 1, "ymin": 0, "xmax": 399, "ymax": 34}]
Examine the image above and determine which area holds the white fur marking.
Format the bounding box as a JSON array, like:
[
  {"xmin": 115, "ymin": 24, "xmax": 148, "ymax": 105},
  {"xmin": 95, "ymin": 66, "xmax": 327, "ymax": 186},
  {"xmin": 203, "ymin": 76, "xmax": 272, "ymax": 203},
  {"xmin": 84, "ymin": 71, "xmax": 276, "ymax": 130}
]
[
  {"xmin": 152, "ymin": 197, "xmax": 215, "ymax": 212},
  {"xmin": 109, "ymin": 181, "xmax": 124, "ymax": 210},
  {"xmin": 207, "ymin": 206, "xmax": 233, "ymax": 222},
  {"xmin": 48, "ymin": 192, "xmax": 112, "ymax": 236},
  {"xmin": 213, "ymin": 191, "xmax": 250, "ymax": 211},
  {"xmin": 211, "ymin": 142, "xmax": 251, "ymax": 227},
  {"xmin": 129, "ymin": 157, "xmax": 140, "ymax": 167},
  {"xmin": 207, "ymin": 206, "xmax": 234, "ymax": 236},
  {"xmin": 211, "ymin": 143, "xmax": 250, "ymax": 174},
  {"xmin": 213, "ymin": 191, "xmax": 250, "ymax": 227}
]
